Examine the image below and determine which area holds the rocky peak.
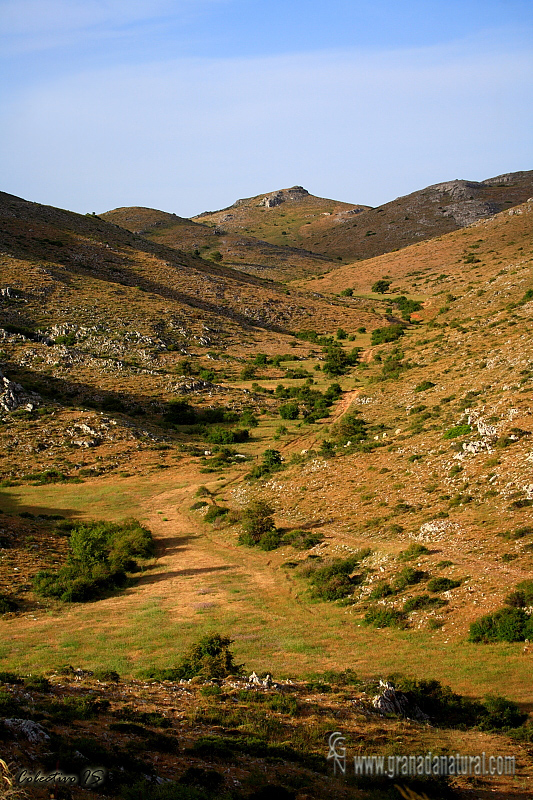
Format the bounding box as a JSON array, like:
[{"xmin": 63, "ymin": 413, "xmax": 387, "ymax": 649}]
[{"xmin": 258, "ymin": 186, "xmax": 310, "ymax": 208}]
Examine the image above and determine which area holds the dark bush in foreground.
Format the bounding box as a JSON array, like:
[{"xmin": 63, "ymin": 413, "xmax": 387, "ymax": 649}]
[
  {"xmin": 469, "ymin": 606, "xmax": 533, "ymax": 643},
  {"xmin": 146, "ymin": 634, "xmax": 243, "ymax": 681},
  {"xmin": 0, "ymin": 594, "xmax": 18, "ymax": 613},
  {"xmin": 479, "ymin": 695, "xmax": 527, "ymax": 730},
  {"xmin": 33, "ymin": 519, "xmax": 154, "ymax": 603},
  {"xmin": 388, "ymin": 677, "xmax": 525, "ymax": 730}
]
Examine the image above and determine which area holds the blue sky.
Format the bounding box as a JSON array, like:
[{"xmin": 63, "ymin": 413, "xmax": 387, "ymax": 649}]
[{"xmin": 1, "ymin": 0, "xmax": 532, "ymax": 215}]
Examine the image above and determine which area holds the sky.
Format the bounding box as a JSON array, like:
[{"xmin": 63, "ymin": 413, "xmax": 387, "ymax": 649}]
[{"xmin": 1, "ymin": 0, "xmax": 532, "ymax": 216}]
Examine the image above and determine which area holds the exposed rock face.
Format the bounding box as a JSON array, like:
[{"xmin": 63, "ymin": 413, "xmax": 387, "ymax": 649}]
[
  {"xmin": 372, "ymin": 681, "xmax": 429, "ymax": 721},
  {"xmin": 0, "ymin": 368, "xmax": 41, "ymax": 414},
  {"xmin": 258, "ymin": 186, "xmax": 310, "ymax": 208}
]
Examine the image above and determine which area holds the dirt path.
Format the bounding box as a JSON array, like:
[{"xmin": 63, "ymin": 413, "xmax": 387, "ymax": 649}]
[
  {"xmin": 285, "ymin": 387, "xmax": 361, "ymax": 451},
  {"xmin": 83, "ymin": 467, "xmax": 304, "ymax": 625}
]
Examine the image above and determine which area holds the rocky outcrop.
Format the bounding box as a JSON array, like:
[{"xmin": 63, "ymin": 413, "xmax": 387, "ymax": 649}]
[
  {"xmin": 0, "ymin": 368, "xmax": 40, "ymax": 414},
  {"xmin": 258, "ymin": 186, "xmax": 310, "ymax": 208},
  {"xmin": 372, "ymin": 681, "xmax": 429, "ymax": 721}
]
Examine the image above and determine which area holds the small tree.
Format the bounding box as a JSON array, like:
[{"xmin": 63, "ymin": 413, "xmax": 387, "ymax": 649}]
[
  {"xmin": 240, "ymin": 364, "xmax": 256, "ymax": 380},
  {"xmin": 279, "ymin": 402, "xmax": 299, "ymax": 420},
  {"xmin": 176, "ymin": 633, "xmax": 243, "ymax": 678},
  {"xmin": 372, "ymin": 279, "xmax": 392, "ymax": 294},
  {"xmin": 241, "ymin": 500, "xmax": 276, "ymax": 544},
  {"xmin": 262, "ymin": 449, "xmax": 282, "ymax": 469}
]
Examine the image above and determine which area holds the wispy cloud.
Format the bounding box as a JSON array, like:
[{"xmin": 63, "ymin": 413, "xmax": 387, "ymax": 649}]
[
  {"xmin": 0, "ymin": 0, "xmax": 226, "ymax": 53},
  {"xmin": 1, "ymin": 34, "xmax": 532, "ymax": 214}
]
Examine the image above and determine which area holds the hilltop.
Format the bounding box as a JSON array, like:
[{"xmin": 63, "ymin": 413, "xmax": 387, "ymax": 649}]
[{"xmin": 193, "ymin": 185, "xmax": 369, "ymax": 253}]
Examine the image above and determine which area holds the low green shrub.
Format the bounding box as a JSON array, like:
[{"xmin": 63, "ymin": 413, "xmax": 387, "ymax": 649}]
[
  {"xmin": 187, "ymin": 734, "xmax": 325, "ymax": 771},
  {"xmin": 368, "ymin": 582, "xmax": 394, "ymax": 599},
  {"xmin": 363, "ymin": 607, "xmax": 407, "ymax": 628},
  {"xmin": 205, "ymin": 427, "xmax": 249, "ymax": 445},
  {"xmin": 427, "ymin": 577, "xmax": 461, "ymax": 592},
  {"xmin": 505, "ymin": 579, "xmax": 533, "ymax": 607},
  {"xmin": 393, "ymin": 567, "xmax": 427, "ymax": 592},
  {"xmin": 190, "ymin": 500, "xmax": 208, "ymax": 510},
  {"xmin": 41, "ymin": 695, "xmax": 109, "ymax": 722},
  {"xmin": 371, "ymin": 324, "xmax": 405, "ymax": 345},
  {"xmin": 500, "ymin": 525, "xmax": 533, "ymax": 541},
  {"xmin": 398, "ymin": 543, "xmax": 430, "ymax": 561},
  {"xmin": 479, "ymin": 695, "xmax": 527, "ymax": 730},
  {"xmin": 279, "ymin": 402, "xmax": 299, "ymax": 420},
  {"xmin": 0, "ymin": 690, "xmax": 21, "ymax": 716},
  {"xmin": 94, "ymin": 669, "xmax": 120, "ymax": 683},
  {"xmin": 302, "ymin": 550, "xmax": 371, "ymax": 601},
  {"xmin": 33, "ymin": 519, "xmax": 154, "ymax": 603},
  {"xmin": 0, "ymin": 671, "xmax": 22, "ymax": 684},
  {"xmin": 239, "ymin": 500, "xmax": 276, "ymax": 546},
  {"xmin": 204, "ymin": 506, "xmax": 228, "ymax": 523},
  {"xmin": 403, "ymin": 594, "xmax": 447, "ymax": 613},
  {"xmin": 280, "ymin": 529, "xmax": 324, "ymax": 550},
  {"xmin": 256, "ymin": 529, "xmax": 282, "ymax": 551},
  {"xmin": 443, "ymin": 424, "xmax": 472, "ymax": 439},
  {"xmin": 415, "ymin": 381, "xmax": 436, "ymax": 392},
  {"xmin": 0, "ymin": 594, "xmax": 18, "ymax": 613},
  {"xmin": 388, "ymin": 677, "xmax": 498, "ymax": 729},
  {"xmin": 24, "ymin": 675, "xmax": 51, "ymax": 692},
  {"xmin": 146, "ymin": 634, "xmax": 243, "ymax": 681}
]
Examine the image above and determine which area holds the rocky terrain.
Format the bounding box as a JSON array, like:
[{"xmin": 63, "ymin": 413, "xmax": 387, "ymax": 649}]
[{"xmin": 1, "ymin": 176, "xmax": 533, "ymax": 799}]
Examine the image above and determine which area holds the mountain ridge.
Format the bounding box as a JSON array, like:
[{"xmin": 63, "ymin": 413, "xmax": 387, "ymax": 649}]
[{"xmin": 192, "ymin": 170, "xmax": 533, "ymax": 262}]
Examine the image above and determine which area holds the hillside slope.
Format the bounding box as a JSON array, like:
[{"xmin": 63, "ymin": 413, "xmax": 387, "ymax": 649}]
[
  {"xmin": 298, "ymin": 170, "xmax": 533, "ymax": 260},
  {"xmin": 100, "ymin": 204, "xmax": 339, "ymax": 282},
  {"xmin": 0, "ymin": 189, "xmax": 380, "ymax": 482}
]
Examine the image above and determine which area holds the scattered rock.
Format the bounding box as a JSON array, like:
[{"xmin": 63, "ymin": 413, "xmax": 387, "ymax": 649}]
[{"xmin": 3, "ymin": 719, "xmax": 50, "ymax": 743}]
